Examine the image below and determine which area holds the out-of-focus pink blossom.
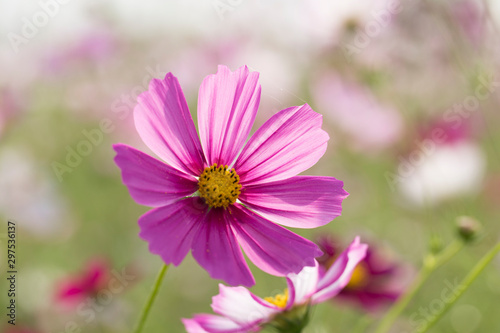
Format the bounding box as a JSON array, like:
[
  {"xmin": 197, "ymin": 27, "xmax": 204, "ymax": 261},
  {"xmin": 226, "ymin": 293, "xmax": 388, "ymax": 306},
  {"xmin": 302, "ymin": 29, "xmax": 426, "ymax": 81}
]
[
  {"xmin": 55, "ymin": 259, "xmax": 110, "ymax": 308},
  {"xmin": 44, "ymin": 29, "xmax": 119, "ymax": 74},
  {"xmin": 0, "ymin": 88, "xmax": 21, "ymax": 137},
  {"xmin": 452, "ymin": 0, "xmax": 485, "ymax": 47},
  {"xmin": 313, "ymin": 72, "xmax": 404, "ymax": 152},
  {"xmin": 317, "ymin": 235, "xmax": 404, "ymax": 311}
]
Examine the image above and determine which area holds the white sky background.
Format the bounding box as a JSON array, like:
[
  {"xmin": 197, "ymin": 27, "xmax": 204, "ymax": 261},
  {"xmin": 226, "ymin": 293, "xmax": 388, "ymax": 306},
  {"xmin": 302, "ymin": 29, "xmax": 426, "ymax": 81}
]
[
  {"xmin": 0, "ymin": 0, "xmax": 217, "ymax": 44},
  {"xmin": 0, "ymin": 0, "xmax": 398, "ymax": 52},
  {"xmin": 1, "ymin": 0, "xmax": 499, "ymax": 54},
  {"xmin": 1, "ymin": 0, "xmax": 499, "ymax": 91}
]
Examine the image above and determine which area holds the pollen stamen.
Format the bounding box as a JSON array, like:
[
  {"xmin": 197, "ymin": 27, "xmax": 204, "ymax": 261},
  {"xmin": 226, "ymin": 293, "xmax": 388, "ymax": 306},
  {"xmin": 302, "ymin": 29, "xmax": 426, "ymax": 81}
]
[
  {"xmin": 198, "ymin": 163, "xmax": 241, "ymax": 208},
  {"xmin": 264, "ymin": 289, "xmax": 289, "ymax": 308}
]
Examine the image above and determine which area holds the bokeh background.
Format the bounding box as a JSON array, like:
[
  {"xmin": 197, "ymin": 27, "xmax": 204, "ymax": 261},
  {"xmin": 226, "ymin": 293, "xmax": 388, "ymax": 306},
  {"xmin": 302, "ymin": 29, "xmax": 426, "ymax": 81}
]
[{"xmin": 1, "ymin": 0, "xmax": 500, "ymax": 332}]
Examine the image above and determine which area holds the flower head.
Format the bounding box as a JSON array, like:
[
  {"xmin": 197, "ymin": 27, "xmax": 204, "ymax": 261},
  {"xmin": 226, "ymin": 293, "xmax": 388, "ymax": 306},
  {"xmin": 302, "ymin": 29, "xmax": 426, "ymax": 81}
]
[
  {"xmin": 317, "ymin": 235, "xmax": 402, "ymax": 311},
  {"xmin": 55, "ymin": 259, "xmax": 110, "ymax": 307},
  {"xmin": 182, "ymin": 237, "xmax": 368, "ymax": 333},
  {"xmin": 114, "ymin": 65, "xmax": 348, "ymax": 286}
]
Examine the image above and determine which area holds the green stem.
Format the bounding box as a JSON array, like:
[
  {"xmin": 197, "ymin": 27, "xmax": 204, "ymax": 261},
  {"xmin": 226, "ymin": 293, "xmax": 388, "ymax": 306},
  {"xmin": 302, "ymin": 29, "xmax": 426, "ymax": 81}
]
[
  {"xmin": 418, "ymin": 242, "xmax": 500, "ymax": 333},
  {"xmin": 374, "ymin": 240, "xmax": 464, "ymax": 333},
  {"xmin": 133, "ymin": 264, "xmax": 169, "ymax": 333}
]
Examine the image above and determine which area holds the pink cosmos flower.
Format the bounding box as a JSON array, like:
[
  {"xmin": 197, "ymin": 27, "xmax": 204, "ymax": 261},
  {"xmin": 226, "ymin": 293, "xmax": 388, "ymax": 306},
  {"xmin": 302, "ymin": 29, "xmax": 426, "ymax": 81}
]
[
  {"xmin": 55, "ymin": 259, "xmax": 110, "ymax": 307},
  {"xmin": 182, "ymin": 237, "xmax": 368, "ymax": 333},
  {"xmin": 113, "ymin": 65, "xmax": 348, "ymax": 287},
  {"xmin": 317, "ymin": 235, "xmax": 403, "ymax": 311}
]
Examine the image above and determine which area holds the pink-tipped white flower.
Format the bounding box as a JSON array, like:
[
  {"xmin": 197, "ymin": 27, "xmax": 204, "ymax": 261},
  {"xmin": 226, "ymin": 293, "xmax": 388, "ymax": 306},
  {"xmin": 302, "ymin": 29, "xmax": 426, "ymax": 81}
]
[{"xmin": 182, "ymin": 237, "xmax": 368, "ymax": 333}]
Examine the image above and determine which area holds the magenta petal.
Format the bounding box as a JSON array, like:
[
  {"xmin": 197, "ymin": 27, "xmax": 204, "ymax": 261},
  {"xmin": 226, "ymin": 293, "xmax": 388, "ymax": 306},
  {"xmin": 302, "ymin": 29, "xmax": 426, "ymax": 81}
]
[
  {"xmin": 198, "ymin": 65, "xmax": 261, "ymax": 166},
  {"xmin": 235, "ymin": 104, "xmax": 329, "ymax": 185},
  {"xmin": 229, "ymin": 205, "xmax": 322, "ymax": 277},
  {"xmin": 134, "ymin": 73, "xmax": 205, "ymax": 176},
  {"xmin": 138, "ymin": 197, "xmax": 207, "ymax": 266},
  {"xmin": 239, "ymin": 176, "xmax": 348, "ymax": 228},
  {"xmin": 182, "ymin": 318, "xmax": 210, "ymax": 333},
  {"xmin": 188, "ymin": 314, "xmax": 255, "ymax": 333},
  {"xmin": 113, "ymin": 144, "xmax": 198, "ymax": 207},
  {"xmin": 312, "ymin": 237, "xmax": 368, "ymax": 304},
  {"xmin": 191, "ymin": 208, "xmax": 254, "ymax": 287}
]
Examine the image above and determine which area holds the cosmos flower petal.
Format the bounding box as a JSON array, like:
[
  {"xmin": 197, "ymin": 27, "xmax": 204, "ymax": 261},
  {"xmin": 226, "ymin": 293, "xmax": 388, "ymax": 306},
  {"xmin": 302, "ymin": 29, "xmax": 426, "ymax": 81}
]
[
  {"xmin": 138, "ymin": 197, "xmax": 206, "ymax": 266},
  {"xmin": 198, "ymin": 65, "xmax": 261, "ymax": 166},
  {"xmin": 234, "ymin": 104, "xmax": 329, "ymax": 185},
  {"xmin": 286, "ymin": 261, "xmax": 319, "ymax": 306},
  {"xmin": 229, "ymin": 204, "xmax": 322, "ymax": 277},
  {"xmin": 192, "ymin": 208, "xmax": 255, "ymax": 287},
  {"xmin": 312, "ymin": 237, "xmax": 368, "ymax": 304},
  {"xmin": 182, "ymin": 318, "xmax": 210, "ymax": 333},
  {"xmin": 212, "ymin": 284, "xmax": 279, "ymax": 326},
  {"xmin": 185, "ymin": 314, "xmax": 258, "ymax": 333},
  {"xmin": 239, "ymin": 176, "xmax": 348, "ymax": 228},
  {"xmin": 134, "ymin": 73, "xmax": 205, "ymax": 176},
  {"xmin": 113, "ymin": 144, "xmax": 198, "ymax": 207}
]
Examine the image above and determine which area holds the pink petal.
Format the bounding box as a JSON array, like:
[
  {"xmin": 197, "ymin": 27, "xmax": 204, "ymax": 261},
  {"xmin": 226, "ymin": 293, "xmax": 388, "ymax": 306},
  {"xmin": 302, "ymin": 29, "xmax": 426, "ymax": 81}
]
[
  {"xmin": 190, "ymin": 314, "xmax": 259, "ymax": 333},
  {"xmin": 286, "ymin": 261, "xmax": 319, "ymax": 306},
  {"xmin": 182, "ymin": 318, "xmax": 210, "ymax": 333},
  {"xmin": 191, "ymin": 208, "xmax": 254, "ymax": 287},
  {"xmin": 212, "ymin": 284, "xmax": 278, "ymax": 326},
  {"xmin": 82, "ymin": 259, "xmax": 109, "ymax": 290},
  {"xmin": 198, "ymin": 65, "xmax": 261, "ymax": 166},
  {"xmin": 312, "ymin": 237, "xmax": 368, "ymax": 304},
  {"xmin": 234, "ymin": 104, "xmax": 329, "ymax": 185},
  {"xmin": 229, "ymin": 205, "xmax": 322, "ymax": 277},
  {"xmin": 239, "ymin": 176, "xmax": 348, "ymax": 228},
  {"xmin": 113, "ymin": 144, "xmax": 198, "ymax": 207},
  {"xmin": 134, "ymin": 73, "xmax": 205, "ymax": 176},
  {"xmin": 138, "ymin": 197, "xmax": 206, "ymax": 266}
]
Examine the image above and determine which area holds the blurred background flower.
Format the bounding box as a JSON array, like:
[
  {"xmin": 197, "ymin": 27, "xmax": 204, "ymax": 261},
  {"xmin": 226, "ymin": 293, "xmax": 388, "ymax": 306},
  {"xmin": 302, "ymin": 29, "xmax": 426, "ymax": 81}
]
[{"xmin": 316, "ymin": 234, "xmax": 408, "ymax": 312}]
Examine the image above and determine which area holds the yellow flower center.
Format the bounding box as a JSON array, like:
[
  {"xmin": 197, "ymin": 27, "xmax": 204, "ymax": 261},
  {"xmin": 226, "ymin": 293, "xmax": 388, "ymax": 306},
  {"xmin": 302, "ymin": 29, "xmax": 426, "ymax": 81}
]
[
  {"xmin": 346, "ymin": 263, "xmax": 369, "ymax": 289},
  {"xmin": 198, "ymin": 164, "xmax": 241, "ymax": 208},
  {"xmin": 264, "ymin": 289, "xmax": 289, "ymax": 308}
]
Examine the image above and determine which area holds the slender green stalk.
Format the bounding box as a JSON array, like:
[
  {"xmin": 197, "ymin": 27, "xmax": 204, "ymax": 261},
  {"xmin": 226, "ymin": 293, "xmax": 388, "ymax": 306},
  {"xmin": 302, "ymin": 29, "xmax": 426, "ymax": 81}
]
[
  {"xmin": 133, "ymin": 264, "xmax": 169, "ymax": 333},
  {"xmin": 433, "ymin": 240, "xmax": 464, "ymax": 267},
  {"xmin": 374, "ymin": 240, "xmax": 464, "ymax": 333},
  {"xmin": 418, "ymin": 242, "xmax": 500, "ymax": 333}
]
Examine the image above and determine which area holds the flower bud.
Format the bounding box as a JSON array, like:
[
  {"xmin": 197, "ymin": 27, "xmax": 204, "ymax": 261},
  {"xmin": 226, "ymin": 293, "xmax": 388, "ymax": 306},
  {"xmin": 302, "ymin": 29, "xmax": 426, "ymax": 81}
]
[{"xmin": 456, "ymin": 216, "xmax": 481, "ymax": 242}]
